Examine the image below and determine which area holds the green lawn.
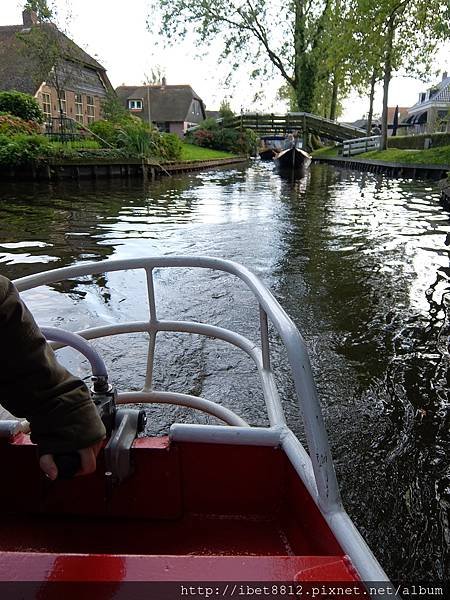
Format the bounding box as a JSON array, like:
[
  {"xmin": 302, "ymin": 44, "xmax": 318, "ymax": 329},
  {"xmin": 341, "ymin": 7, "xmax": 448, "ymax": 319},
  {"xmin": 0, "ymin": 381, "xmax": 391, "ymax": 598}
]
[
  {"xmin": 356, "ymin": 145, "xmax": 450, "ymax": 166},
  {"xmin": 180, "ymin": 143, "xmax": 237, "ymax": 161},
  {"xmin": 311, "ymin": 145, "xmax": 339, "ymax": 158}
]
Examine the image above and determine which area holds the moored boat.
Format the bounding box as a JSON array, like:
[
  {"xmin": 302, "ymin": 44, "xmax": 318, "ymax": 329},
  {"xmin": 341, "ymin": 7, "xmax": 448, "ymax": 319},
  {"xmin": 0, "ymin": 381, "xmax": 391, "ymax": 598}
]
[
  {"xmin": 0, "ymin": 257, "xmax": 392, "ymax": 597},
  {"xmin": 258, "ymin": 135, "xmax": 284, "ymax": 161},
  {"xmin": 259, "ymin": 147, "xmax": 278, "ymax": 160}
]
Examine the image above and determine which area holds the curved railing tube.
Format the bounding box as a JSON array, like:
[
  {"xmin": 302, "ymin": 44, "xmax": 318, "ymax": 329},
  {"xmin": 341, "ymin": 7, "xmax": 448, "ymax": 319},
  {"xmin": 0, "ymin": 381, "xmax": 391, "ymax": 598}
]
[
  {"xmin": 41, "ymin": 326, "xmax": 109, "ymax": 392},
  {"xmin": 15, "ymin": 255, "xmax": 340, "ymax": 512},
  {"xmin": 13, "ymin": 256, "xmax": 392, "ymax": 582}
]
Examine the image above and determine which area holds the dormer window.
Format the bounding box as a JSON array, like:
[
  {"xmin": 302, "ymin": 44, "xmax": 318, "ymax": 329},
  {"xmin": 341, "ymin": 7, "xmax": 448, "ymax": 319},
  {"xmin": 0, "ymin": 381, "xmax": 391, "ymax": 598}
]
[
  {"xmin": 128, "ymin": 99, "xmax": 143, "ymax": 110},
  {"xmin": 420, "ymin": 93, "xmax": 426, "ymax": 103},
  {"xmin": 191, "ymin": 99, "xmax": 202, "ymax": 116}
]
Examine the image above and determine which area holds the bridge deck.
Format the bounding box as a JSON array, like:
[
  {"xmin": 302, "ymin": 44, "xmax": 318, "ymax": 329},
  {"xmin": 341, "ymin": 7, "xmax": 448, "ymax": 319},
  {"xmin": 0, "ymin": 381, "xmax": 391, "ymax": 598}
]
[{"xmin": 225, "ymin": 113, "xmax": 365, "ymax": 142}]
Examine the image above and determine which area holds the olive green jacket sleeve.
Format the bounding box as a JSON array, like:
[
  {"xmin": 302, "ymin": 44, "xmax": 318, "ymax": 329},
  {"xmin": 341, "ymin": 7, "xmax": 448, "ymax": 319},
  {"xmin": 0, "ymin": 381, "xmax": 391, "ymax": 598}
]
[{"xmin": 0, "ymin": 275, "xmax": 106, "ymax": 455}]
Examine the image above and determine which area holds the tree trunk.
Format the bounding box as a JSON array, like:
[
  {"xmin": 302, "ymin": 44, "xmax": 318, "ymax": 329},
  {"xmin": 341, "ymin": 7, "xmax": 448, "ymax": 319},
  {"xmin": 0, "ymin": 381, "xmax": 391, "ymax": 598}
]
[
  {"xmin": 329, "ymin": 72, "xmax": 339, "ymax": 121},
  {"xmin": 366, "ymin": 69, "xmax": 377, "ymax": 136},
  {"xmin": 380, "ymin": 17, "xmax": 395, "ymax": 150},
  {"xmin": 293, "ymin": 1, "xmax": 318, "ymax": 113}
]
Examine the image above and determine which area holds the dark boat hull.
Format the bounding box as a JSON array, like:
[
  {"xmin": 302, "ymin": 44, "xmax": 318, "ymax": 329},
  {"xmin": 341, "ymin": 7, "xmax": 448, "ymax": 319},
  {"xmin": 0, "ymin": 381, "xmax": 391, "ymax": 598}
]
[
  {"xmin": 259, "ymin": 148, "xmax": 277, "ymax": 161},
  {"xmin": 274, "ymin": 147, "xmax": 311, "ymax": 171}
]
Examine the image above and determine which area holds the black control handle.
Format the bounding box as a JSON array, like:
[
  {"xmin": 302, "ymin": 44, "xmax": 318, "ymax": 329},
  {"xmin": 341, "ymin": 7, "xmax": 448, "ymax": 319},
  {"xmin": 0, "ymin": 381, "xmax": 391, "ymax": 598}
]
[{"xmin": 53, "ymin": 452, "xmax": 82, "ymax": 480}]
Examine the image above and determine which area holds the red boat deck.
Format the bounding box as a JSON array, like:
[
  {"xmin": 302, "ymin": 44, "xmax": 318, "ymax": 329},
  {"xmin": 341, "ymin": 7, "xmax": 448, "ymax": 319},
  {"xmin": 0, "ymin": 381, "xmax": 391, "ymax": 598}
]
[{"xmin": 0, "ymin": 435, "xmax": 359, "ymax": 583}]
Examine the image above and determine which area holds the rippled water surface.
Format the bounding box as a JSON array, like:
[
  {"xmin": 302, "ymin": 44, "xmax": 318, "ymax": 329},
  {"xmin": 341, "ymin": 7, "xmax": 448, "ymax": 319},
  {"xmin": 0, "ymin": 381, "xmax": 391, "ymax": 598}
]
[{"xmin": 0, "ymin": 162, "xmax": 449, "ymax": 581}]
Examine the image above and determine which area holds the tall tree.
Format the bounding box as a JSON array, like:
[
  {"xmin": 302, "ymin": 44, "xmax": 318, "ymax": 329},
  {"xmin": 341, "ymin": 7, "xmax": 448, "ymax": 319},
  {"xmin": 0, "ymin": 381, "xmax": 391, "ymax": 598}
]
[
  {"xmin": 355, "ymin": 0, "xmax": 450, "ymax": 149},
  {"xmin": 150, "ymin": 0, "xmax": 334, "ymax": 113},
  {"xmin": 143, "ymin": 65, "xmax": 166, "ymax": 85}
]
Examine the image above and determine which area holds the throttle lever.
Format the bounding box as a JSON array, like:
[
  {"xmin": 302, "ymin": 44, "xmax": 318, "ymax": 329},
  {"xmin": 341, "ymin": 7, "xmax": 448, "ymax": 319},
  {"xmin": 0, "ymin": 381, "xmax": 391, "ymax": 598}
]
[{"xmin": 104, "ymin": 408, "xmax": 147, "ymax": 484}]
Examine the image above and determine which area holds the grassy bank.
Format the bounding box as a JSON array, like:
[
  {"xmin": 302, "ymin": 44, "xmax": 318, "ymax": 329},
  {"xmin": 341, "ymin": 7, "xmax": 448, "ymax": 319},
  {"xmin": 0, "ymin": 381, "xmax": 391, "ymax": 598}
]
[
  {"xmin": 357, "ymin": 145, "xmax": 450, "ymax": 166},
  {"xmin": 312, "ymin": 146, "xmax": 339, "ymax": 158},
  {"xmin": 313, "ymin": 144, "xmax": 450, "ymax": 166},
  {"xmin": 180, "ymin": 143, "xmax": 237, "ymax": 161}
]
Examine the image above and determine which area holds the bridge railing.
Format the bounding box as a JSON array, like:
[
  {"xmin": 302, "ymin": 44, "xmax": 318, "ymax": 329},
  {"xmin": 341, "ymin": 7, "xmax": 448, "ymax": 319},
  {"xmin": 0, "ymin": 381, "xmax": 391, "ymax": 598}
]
[
  {"xmin": 225, "ymin": 113, "xmax": 365, "ymax": 141},
  {"xmin": 342, "ymin": 135, "xmax": 381, "ymax": 156}
]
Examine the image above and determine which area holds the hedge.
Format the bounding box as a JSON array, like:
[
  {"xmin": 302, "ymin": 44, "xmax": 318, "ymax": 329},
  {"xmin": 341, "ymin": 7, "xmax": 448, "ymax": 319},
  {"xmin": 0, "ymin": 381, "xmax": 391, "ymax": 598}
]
[
  {"xmin": 0, "ymin": 91, "xmax": 44, "ymax": 123},
  {"xmin": 388, "ymin": 132, "xmax": 450, "ymax": 150}
]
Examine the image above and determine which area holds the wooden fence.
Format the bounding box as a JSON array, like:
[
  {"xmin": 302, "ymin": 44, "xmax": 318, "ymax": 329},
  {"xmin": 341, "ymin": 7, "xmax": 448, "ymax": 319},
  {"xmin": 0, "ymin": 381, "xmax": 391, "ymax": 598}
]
[{"xmin": 342, "ymin": 135, "xmax": 381, "ymax": 156}]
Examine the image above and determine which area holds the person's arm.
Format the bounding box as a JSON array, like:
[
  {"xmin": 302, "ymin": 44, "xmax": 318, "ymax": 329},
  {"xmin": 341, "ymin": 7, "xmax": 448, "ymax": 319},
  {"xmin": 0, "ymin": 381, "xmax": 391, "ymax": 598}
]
[{"xmin": 0, "ymin": 275, "xmax": 106, "ymax": 478}]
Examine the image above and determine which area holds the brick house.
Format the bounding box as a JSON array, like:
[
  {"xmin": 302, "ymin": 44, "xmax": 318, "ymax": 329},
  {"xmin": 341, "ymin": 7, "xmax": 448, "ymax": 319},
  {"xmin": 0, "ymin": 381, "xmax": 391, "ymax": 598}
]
[
  {"xmin": 116, "ymin": 80, "xmax": 206, "ymax": 137},
  {"xmin": 404, "ymin": 73, "xmax": 450, "ymax": 134},
  {"xmin": 0, "ymin": 9, "xmax": 113, "ymax": 127}
]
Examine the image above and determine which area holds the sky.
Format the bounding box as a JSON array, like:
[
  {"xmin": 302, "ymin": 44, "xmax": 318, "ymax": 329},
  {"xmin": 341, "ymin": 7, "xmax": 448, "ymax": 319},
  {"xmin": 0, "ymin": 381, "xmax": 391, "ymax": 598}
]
[{"xmin": 1, "ymin": 0, "xmax": 449, "ymax": 122}]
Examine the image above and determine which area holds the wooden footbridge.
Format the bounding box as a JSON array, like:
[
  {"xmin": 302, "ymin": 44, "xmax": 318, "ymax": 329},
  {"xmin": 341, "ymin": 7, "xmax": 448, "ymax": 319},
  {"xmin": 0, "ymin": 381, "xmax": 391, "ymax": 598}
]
[{"xmin": 225, "ymin": 112, "xmax": 365, "ymax": 142}]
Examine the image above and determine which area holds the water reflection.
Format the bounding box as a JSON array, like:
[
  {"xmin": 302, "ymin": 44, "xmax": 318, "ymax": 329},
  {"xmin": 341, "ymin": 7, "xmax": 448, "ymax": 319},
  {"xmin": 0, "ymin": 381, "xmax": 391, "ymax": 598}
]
[{"xmin": 0, "ymin": 163, "xmax": 448, "ymax": 580}]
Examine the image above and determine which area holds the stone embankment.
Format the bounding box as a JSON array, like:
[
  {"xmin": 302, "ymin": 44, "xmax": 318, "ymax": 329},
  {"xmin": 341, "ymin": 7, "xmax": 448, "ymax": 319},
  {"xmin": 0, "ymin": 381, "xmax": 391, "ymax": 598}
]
[{"xmin": 314, "ymin": 155, "xmax": 449, "ymax": 180}]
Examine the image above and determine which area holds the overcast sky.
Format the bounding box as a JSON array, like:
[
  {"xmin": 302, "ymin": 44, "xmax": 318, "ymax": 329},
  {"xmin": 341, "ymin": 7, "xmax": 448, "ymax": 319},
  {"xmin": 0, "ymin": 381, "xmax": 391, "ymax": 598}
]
[{"xmin": 1, "ymin": 0, "xmax": 449, "ymax": 121}]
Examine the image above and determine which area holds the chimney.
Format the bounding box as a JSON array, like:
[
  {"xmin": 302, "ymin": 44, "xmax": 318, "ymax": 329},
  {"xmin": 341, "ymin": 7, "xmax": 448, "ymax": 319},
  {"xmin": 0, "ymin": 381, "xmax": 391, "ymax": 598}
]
[
  {"xmin": 442, "ymin": 71, "xmax": 448, "ymax": 81},
  {"xmin": 22, "ymin": 9, "xmax": 38, "ymax": 27}
]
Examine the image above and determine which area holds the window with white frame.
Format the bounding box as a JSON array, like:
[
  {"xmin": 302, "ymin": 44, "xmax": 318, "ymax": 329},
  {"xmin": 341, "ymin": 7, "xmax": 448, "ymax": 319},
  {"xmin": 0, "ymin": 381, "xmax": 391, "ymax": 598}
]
[
  {"xmin": 42, "ymin": 93, "xmax": 51, "ymax": 120},
  {"xmin": 86, "ymin": 95, "xmax": 95, "ymax": 123},
  {"xmin": 128, "ymin": 99, "xmax": 143, "ymax": 110},
  {"xmin": 57, "ymin": 90, "xmax": 66, "ymax": 114},
  {"xmin": 75, "ymin": 93, "xmax": 83, "ymax": 123}
]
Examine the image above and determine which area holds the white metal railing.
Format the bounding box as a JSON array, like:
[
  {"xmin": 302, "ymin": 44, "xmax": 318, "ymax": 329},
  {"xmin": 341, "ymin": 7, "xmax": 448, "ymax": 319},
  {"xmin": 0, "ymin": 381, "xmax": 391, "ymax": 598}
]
[
  {"xmin": 13, "ymin": 256, "xmax": 390, "ymax": 583},
  {"xmin": 343, "ymin": 135, "xmax": 381, "ymax": 156}
]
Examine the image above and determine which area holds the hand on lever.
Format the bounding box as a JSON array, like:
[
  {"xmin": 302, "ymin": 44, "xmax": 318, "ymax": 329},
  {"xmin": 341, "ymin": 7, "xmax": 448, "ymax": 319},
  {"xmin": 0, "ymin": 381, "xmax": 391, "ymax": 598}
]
[{"xmin": 39, "ymin": 439, "xmax": 104, "ymax": 480}]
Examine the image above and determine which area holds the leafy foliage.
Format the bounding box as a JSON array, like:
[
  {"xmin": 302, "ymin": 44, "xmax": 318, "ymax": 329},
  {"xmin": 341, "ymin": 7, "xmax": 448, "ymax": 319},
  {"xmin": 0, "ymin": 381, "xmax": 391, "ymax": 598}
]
[
  {"xmin": 388, "ymin": 132, "xmax": 450, "ymax": 150},
  {"xmin": 352, "ymin": 0, "xmax": 450, "ymax": 148},
  {"xmin": 23, "ymin": 0, "xmax": 53, "ymax": 21},
  {"xmin": 90, "ymin": 116, "xmax": 182, "ymax": 161},
  {"xmin": 219, "ymin": 100, "xmax": 235, "ymax": 124},
  {"xmin": 0, "ymin": 91, "xmax": 44, "ymax": 124},
  {"xmin": 0, "ymin": 134, "xmax": 51, "ymax": 165},
  {"xmin": 150, "ymin": 0, "xmax": 333, "ymax": 113},
  {"xmin": 159, "ymin": 133, "xmax": 183, "ymax": 161},
  {"xmin": 0, "ymin": 114, "xmax": 41, "ymax": 136},
  {"xmin": 100, "ymin": 92, "xmax": 130, "ymax": 123},
  {"xmin": 186, "ymin": 119, "xmax": 257, "ymax": 155},
  {"xmin": 151, "ymin": 0, "xmax": 449, "ymax": 130},
  {"xmin": 90, "ymin": 119, "xmax": 126, "ymax": 147}
]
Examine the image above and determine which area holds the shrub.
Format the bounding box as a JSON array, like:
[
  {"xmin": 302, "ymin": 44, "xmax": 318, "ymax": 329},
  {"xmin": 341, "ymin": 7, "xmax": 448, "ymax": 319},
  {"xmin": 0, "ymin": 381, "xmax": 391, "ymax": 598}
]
[
  {"xmin": 187, "ymin": 119, "xmax": 256, "ymax": 155},
  {"xmin": 0, "ymin": 114, "xmax": 41, "ymax": 137},
  {"xmin": 89, "ymin": 119, "xmax": 122, "ymax": 147},
  {"xmin": 0, "ymin": 91, "xmax": 44, "ymax": 123},
  {"xmin": 192, "ymin": 128, "xmax": 215, "ymax": 148},
  {"xmin": 388, "ymin": 132, "xmax": 450, "ymax": 150},
  {"xmin": 91, "ymin": 116, "xmax": 152, "ymax": 154},
  {"xmin": 158, "ymin": 133, "xmax": 182, "ymax": 161},
  {"xmin": 0, "ymin": 134, "xmax": 51, "ymax": 165},
  {"xmin": 115, "ymin": 118, "xmax": 159, "ymax": 158},
  {"xmin": 90, "ymin": 116, "xmax": 182, "ymax": 160}
]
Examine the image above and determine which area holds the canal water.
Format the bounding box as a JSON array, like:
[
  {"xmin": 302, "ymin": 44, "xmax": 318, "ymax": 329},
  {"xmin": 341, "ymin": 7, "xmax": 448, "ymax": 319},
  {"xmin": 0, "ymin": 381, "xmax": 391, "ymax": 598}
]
[{"xmin": 0, "ymin": 162, "xmax": 449, "ymax": 581}]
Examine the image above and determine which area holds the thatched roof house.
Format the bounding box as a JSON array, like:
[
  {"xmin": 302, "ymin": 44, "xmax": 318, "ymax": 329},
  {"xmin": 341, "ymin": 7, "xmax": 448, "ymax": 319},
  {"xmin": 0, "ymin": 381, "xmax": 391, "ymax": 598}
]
[
  {"xmin": 116, "ymin": 80, "xmax": 206, "ymax": 137},
  {"xmin": 0, "ymin": 9, "xmax": 113, "ymax": 126}
]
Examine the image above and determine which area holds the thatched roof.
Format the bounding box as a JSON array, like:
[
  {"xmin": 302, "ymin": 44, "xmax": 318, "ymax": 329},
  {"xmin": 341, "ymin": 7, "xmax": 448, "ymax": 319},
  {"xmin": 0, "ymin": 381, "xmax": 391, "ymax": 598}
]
[
  {"xmin": 116, "ymin": 85, "xmax": 206, "ymax": 123},
  {"xmin": 0, "ymin": 18, "xmax": 112, "ymax": 96}
]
